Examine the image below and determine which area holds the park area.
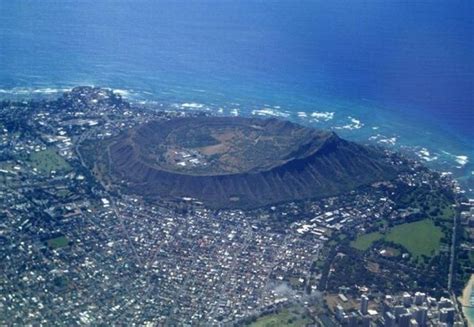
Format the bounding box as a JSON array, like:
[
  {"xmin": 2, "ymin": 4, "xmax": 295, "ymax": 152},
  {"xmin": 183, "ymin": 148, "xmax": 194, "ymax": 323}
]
[
  {"xmin": 248, "ymin": 308, "xmax": 311, "ymax": 327},
  {"xmin": 46, "ymin": 236, "xmax": 69, "ymax": 249},
  {"xmin": 28, "ymin": 148, "xmax": 71, "ymax": 175},
  {"xmin": 351, "ymin": 219, "xmax": 443, "ymax": 261}
]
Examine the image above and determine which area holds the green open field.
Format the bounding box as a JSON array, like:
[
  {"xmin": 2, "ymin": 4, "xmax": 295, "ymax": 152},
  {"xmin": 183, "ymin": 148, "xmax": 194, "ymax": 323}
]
[
  {"xmin": 385, "ymin": 219, "xmax": 443, "ymax": 258},
  {"xmin": 28, "ymin": 148, "xmax": 71, "ymax": 175},
  {"xmin": 351, "ymin": 232, "xmax": 383, "ymax": 251},
  {"xmin": 351, "ymin": 219, "xmax": 443, "ymax": 260},
  {"xmin": 249, "ymin": 309, "xmax": 311, "ymax": 327},
  {"xmin": 47, "ymin": 236, "xmax": 69, "ymax": 249}
]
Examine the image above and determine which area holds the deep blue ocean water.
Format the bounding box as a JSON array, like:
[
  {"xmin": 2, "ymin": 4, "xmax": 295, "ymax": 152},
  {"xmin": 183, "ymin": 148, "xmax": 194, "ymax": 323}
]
[{"xmin": 0, "ymin": 0, "xmax": 473, "ymax": 194}]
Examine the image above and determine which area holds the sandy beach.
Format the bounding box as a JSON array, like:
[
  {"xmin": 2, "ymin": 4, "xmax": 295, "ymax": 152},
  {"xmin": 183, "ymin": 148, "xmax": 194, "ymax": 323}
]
[{"xmin": 460, "ymin": 274, "xmax": 474, "ymax": 327}]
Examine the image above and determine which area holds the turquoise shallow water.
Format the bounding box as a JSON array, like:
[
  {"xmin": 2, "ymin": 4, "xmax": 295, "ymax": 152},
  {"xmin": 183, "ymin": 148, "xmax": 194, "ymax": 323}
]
[
  {"xmin": 468, "ymin": 309, "xmax": 474, "ymax": 326},
  {"xmin": 0, "ymin": 0, "xmax": 473, "ymax": 193}
]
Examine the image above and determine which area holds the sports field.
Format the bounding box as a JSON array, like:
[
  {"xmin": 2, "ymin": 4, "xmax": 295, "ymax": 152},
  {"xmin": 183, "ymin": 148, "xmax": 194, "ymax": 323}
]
[{"xmin": 28, "ymin": 148, "xmax": 71, "ymax": 175}]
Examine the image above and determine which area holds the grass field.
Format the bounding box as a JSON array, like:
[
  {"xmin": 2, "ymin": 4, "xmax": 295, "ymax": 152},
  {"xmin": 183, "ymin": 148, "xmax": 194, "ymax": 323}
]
[
  {"xmin": 249, "ymin": 309, "xmax": 311, "ymax": 327},
  {"xmin": 351, "ymin": 232, "xmax": 383, "ymax": 251},
  {"xmin": 47, "ymin": 236, "xmax": 69, "ymax": 249},
  {"xmin": 385, "ymin": 219, "xmax": 443, "ymax": 259},
  {"xmin": 351, "ymin": 219, "xmax": 443, "ymax": 260},
  {"xmin": 28, "ymin": 148, "xmax": 71, "ymax": 175}
]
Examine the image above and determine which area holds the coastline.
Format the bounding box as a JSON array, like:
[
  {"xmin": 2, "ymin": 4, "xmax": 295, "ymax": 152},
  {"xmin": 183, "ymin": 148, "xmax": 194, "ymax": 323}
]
[{"xmin": 460, "ymin": 274, "xmax": 474, "ymax": 327}]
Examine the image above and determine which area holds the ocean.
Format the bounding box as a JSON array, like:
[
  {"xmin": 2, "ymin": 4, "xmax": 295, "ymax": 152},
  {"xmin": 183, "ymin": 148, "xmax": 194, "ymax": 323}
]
[{"xmin": 0, "ymin": 0, "xmax": 473, "ymax": 193}]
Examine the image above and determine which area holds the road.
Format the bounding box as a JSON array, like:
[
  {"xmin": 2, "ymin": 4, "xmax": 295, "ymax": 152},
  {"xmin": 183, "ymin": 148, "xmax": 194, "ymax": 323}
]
[{"xmin": 448, "ymin": 201, "xmax": 459, "ymax": 290}]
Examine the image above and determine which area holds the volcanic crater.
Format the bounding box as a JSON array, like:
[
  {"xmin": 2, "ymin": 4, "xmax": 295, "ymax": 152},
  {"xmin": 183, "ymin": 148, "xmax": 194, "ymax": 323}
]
[{"xmin": 97, "ymin": 116, "xmax": 397, "ymax": 208}]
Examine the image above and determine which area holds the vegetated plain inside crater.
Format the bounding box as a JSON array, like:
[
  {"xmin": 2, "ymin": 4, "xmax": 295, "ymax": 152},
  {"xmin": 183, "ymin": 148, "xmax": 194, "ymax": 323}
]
[{"xmin": 123, "ymin": 117, "xmax": 332, "ymax": 175}]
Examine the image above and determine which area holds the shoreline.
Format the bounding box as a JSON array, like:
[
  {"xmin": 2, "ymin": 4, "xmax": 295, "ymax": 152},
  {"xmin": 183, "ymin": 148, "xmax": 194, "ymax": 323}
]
[{"xmin": 460, "ymin": 274, "xmax": 474, "ymax": 327}]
